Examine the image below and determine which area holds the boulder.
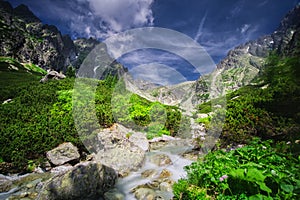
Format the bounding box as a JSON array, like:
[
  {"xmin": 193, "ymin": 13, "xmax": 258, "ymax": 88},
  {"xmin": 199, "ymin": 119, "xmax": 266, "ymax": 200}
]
[
  {"xmin": 46, "ymin": 142, "xmax": 80, "ymax": 166},
  {"xmin": 141, "ymin": 169, "xmax": 157, "ymax": 178},
  {"xmin": 104, "ymin": 188, "xmax": 125, "ymax": 200},
  {"xmin": 149, "ymin": 154, "xmax": 172, "ymax": 166},
  {"xmin": 133, "ymin": 188, "xmax": 156, "ymax": 200},
  {"xmin": 95, "ymin": 124, "xmax": 145, "ymax": 177},
  {"xmin": 129, "ymin": 132, "xmax": 149, "ymax": 151},
  {"xmin": 0, "ymin": 174, "xmax": 12, "ymax": 192},
  {"xmin": 40, "ymin": 71, "xmax": 66, "ymax": 83},
  {"xmin": 50, "ymin": 164, "xmax": 73, "ymax": 174},
  {"xmin": 38, "ymin": 161, "xmax": 117, "ymax": 200}
]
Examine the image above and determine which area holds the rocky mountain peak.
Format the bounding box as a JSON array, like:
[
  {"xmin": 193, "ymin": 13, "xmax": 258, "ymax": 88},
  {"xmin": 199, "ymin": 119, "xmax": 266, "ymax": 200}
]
[
  {"xmin": 0, "ymin": 1, "xmax": 12, "ymax": 13},
  {"xmin": 194, "ymin": 5, "xmax": 300, "ymax": 103},
  {"xmin": 277, "ymin": 5, "xmax": 300, "ymax": 32}
]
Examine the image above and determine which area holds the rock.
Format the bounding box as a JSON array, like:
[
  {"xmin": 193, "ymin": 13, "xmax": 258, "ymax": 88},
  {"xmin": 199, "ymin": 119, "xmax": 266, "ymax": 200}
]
[
  {"xmin": 40, "ymin": 71, "xmax": 66, "ymax": 83},
  {"xmin": 46, "ymin": 142, "xmax": 80, "ymax": 166},
  {"xmin": 0, "ymin": 174, "xmax": 12, "ymax": 192},
  {"xmin": 95, "ymin": 146, "xmax": 145, "ymax": 177},
  {"xmin": 95, "ymin": 124, "xmax": 145, "ymax": 177},
  {"xmin": 149, "ymin": 141, "xmax": 168, "ymax": 150},
  {"xmin": 129, "ymin": 132, "xmax": 149, "ymax": 151},
  {"xmin": 149, "ymin": 154, "xmax": 172, "ymax": 166},
  {"xmin": 33, "ymin": 167, "xmax": 44, "ymax": 174},
  {"xmin": 197, "ymin": 113, "xmax": 208, "ymax": 118},
  {"xmin": 25, "ymin": 178, "xmax": 42, "ymax": 189},
  {"xmin": 38, "ymin": 161, "xmax": 117, "ymax": 200},
  {"xmin": 149, "ymin": 135, "xmax": 179, "ymax": 143},
  {"xmin": 104, "ymin": 188, "xmax": 125, "ymax": 200},
  {"xmin": 50, "ymin": 164, "xmax": 73, "ymax": 174},
  {"xmin": 2, "ymin": 98, "xmax": 12, "ymax": 104},
  {"xmin": 141, "ymin": 169, "xmax": 157, "ymax": 178},
  {"xmin": 159, "ymin": 182, "xmax": 172, "ymax": 192},
  {"xmin": 133, "ymin": 188, "xmax": 156, "ymax": 200},
  {"xmin": 158, "ymin": 169, "xmax": 172, "ymax": 179}
]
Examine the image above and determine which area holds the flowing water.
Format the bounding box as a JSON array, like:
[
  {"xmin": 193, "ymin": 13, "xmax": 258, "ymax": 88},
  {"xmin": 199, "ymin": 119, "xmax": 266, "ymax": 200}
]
[{"xmin": 115, "ymin": 139, "xmax": 195, "ymax": 199}]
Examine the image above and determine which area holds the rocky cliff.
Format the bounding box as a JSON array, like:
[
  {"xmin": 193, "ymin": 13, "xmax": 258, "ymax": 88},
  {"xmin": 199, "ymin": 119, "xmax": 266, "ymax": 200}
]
[
  {"xmin": 194, "ymin": 5, "xmax": 300, "ymax": 101},
  {"xmin": 0, "ymin": 1, "xmax": 123, "ymax": 75},
  {"xmin": 0, "ymin": 1, "xmax": 76, "ymax": 71}
]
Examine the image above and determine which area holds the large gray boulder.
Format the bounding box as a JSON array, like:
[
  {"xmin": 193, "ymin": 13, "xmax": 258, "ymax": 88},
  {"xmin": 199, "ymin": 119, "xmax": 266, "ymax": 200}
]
[
  {"xmin": 38, "ymin": 161, "xmax": 117, "ymax": 200},
  {"xmin": 95, "ymin": 124, "xmax": 146, "ymax": 177},
  {"xmin": 129, "ymin": 132, "xmax": 149, "ymax": 151},
  {"xmin": 46, "ymin": 142, "xmax": 80, "ymax": 166}
]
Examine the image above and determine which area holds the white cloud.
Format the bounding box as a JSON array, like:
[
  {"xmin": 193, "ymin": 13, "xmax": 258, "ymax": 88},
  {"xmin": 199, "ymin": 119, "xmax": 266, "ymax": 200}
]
[
  {"xmin": 241, "ymin": 24, "xmax": 250, "ymax": 34},
  {"xmin": 130, "ymin": 63, "xmax": 187, "ymax": 85},
  {"xmin": 87, "ymin": 0, "xmax": 154, "ymax": 35},
  {"xmin": 194, "ymin": 12, "xmax": 207, "ymax": 42}
]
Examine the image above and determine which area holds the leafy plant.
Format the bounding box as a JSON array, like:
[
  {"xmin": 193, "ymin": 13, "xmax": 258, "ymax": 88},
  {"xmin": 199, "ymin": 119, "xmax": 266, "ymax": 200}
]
[{"xmin": 173, "ymin": 139, "xmax": 300, "ymax": 199}]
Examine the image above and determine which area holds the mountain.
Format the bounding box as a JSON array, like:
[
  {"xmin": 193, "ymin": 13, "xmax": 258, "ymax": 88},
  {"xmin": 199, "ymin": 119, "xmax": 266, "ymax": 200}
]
[
  {"xmin": 0, "ymin": 1, "xmax": 74, "ymax": 71},
  {"xmin": 0, "ymin": 1, "xmax": 124, "ymax": 75},
  {"xmin": 194, "ymin": 5, "xmax": 300, "ymax": 103}
]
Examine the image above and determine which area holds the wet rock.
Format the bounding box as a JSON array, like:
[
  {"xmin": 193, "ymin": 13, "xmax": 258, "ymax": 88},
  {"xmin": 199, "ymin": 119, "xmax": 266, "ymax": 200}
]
[
  {"xmin": 46, "ymin": 142, "xmax": 80, "ymax": 166},
  {"xmin": 104, "ymin": 188, "xmax": 125, "ymax": 200},
  {"xmin": 149, "ymin": 141, "xmax": 168, "ymax": 150},
  {"xmin": 149, "ymin": 154, "xmax": 172, "ymax": 166},
  {"xmin": 159, "ymin": 182, "xmax": 172, "ymax": 192},
  {"xmin": 0, "ymin": 174, "xmax": 12, "ymax": 192},
  {"xmin": 133, "ymin": 188, "xmax": 156, "ymax": 200},
  {"xmin": 141, "ymin": 169, "xmax": 158, "ymax": 178},
  {"xmin": 158, "ymin": 169, "xmax": 172, "ymax": 179},
  {"xmin": 38, "ymin": 161, "xmax": 117, "ymax": 200},
  {"xmin": 129, "ymin": 132, "xmax": 149, "ymax": 151},
  {"xmin": 50, "ymin": 164, "xmax": 73, "ymax": 174},
  {"xmin": 149, "ymin": 135, "xmax": 179, "ymax": 143},
  {"xmin": 25, "ymin": 178, "xmax": 42, "ymax": 189}
]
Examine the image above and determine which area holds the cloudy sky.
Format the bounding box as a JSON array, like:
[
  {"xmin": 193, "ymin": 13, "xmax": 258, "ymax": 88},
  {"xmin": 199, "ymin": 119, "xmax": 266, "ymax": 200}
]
[{"xmin": 8, "ymin": 0, "xmax": 300, "ymax": 83}]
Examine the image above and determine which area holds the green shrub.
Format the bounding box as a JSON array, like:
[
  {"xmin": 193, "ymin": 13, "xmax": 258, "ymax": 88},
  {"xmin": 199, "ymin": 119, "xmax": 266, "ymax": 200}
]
[{"xmin": 173, "ymin": 139, "xmax": 300, "ymax": 199}]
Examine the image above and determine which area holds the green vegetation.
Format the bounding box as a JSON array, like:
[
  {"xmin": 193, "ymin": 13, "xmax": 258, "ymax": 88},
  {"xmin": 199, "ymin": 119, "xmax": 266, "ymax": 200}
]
[
  {"xmin": 0, "ymin": 58, "xmax": 182, "ymax": 171},
  {"xmin": 173, "ymin": 139, "xmax": 300, "ymax": 199},
  {"xmin": 175, "ymin": 53, "xmax": 300, "ymax": 199},
  {"xmin": 221, "ymin": 55, "xmax": 300, "ymax": 145}
]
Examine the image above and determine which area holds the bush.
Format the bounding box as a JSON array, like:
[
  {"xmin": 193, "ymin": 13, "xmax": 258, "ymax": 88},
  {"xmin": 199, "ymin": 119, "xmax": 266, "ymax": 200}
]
[{"xmin": 173, "ymin": 139, "xmax": 300, "ymax": 199}]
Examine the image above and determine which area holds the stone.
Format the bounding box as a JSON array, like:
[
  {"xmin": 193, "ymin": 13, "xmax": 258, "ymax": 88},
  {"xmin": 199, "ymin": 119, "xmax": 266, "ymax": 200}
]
[
  {"xmin": 38, "ymin": 161, "xmax": 117, "ymax": 200},
  {"xmin": 141, "ymin": 169, "xmax": 157, "ymax": 178},
  {"xmin": 95, "ymin": 124, "xmax": 145, "ymax": 177},
  {"xmin": 50, "ymin": 164, "xmax": 73, "ymax": 174},
  {"xmin": 197, "ymin": 113, "xmax": 209, "ymax": 118},
  {"xmin": 149, "ymin": 154, "xmax": 172, "ymax": 166},
  {"xmin": 158, "ymin": 169, "xmax": 172, "ymax": 179},
  {"xmin": 0, "ymin": 174, "xmax": 12, "ymax": 192},
  {"xmin": 129, "ymin": 132, "xmax": 149, "ymax": 151},
  {"xmin": 46, "ymin": 142, "xmax": 80, "ymax": 166},
  {"xmin": 159, "ymin": 182, "xmax": 172, "ymax": 192},
  {"xmin": 104, "ymin": 188, "xmax": 125, "ymax": 200},
  {"xmin": 40, "ymin": 71, "xmax": 66, "ymax": 83},
  {"xmin": 133, "ymin": 188, "xmax": 156, "ymax": 200}
]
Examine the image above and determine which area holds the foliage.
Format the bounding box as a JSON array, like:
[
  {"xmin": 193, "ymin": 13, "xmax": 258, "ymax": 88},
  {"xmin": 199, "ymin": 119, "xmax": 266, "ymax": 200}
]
[
  {"xmin": 0, "ymin": 61, "xmax": 183, "ymax": 171},
  {"xmin": 65, "ymin": 65, "xmax": 76, "ymax": 78},
  {"xmin": 111, "ymin": 79, "xmax": 182, "ymax": 139},
  {"xmin": 196, "ymin": 116, "xmax": 211, "ymax": 127},
  {"xmin": 219, "ymin": 54, "xmax": 299, "ymax": 145},
  {"xmin": 173, "ymin": 139, "xmax": 300, "ymax": 199}
]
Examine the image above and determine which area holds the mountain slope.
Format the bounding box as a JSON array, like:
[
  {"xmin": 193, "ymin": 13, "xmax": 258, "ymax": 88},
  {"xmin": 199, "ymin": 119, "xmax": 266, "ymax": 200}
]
[{"xmin": 195, "ymin": 5, "xmax": 300, "ymax": 98}]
